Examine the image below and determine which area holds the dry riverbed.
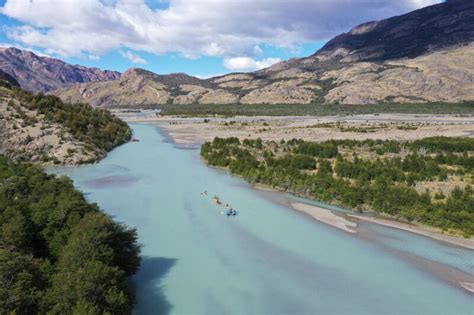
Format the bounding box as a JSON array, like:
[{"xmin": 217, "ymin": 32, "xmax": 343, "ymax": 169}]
[{"xmin": 118, "ymin": 112, "xmax": 474, "ymax": 144}]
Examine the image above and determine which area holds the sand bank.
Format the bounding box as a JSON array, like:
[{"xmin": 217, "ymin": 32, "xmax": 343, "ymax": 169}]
[
  {"xmin": 459, "ymin": 282, "xmax": 474, "ymax": 293},
  {"xmin": 350, "ymin": 215, "xmax": 474, "ymax": 250},
  {"xmin": 290, "ymin": 202, "xmax": 357, "ymax": 233}
]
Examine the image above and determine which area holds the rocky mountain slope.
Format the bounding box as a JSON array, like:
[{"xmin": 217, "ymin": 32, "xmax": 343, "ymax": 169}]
[
  {"xmin": 0, "ymin": 47, "xmax": 120, "ymax": 92},
  {"xmin": 0, "ymin": 69, "xmax": 20, "ymax": 87},
  {"xmin": 0, "ymin": 80, "xmax": 131, "ymax": 165},
  {"xmin": 46, "ymin": 0, "xmax": 474, "ymax": 105},
  {"xmin": 316, "ymin": 0, "xmax": 473, "ymax": 62},
  {"xmin": 54, "ymin": 68, "xmax": 233, "ymax": 107}
]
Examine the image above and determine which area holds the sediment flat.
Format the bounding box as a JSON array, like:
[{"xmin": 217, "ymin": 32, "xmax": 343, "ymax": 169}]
[
  {"xmin": 119, "ymin": 113, "xmax": 474, "ymax": 145},
  {"xmin": 290, "ymin": 202, "xmax": 357, "ymax": 233}
]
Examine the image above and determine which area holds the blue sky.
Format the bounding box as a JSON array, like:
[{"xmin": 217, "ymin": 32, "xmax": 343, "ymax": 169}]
[{"xmin": 0, "ymin": 0, "xmax": 441, "ymax": 77}]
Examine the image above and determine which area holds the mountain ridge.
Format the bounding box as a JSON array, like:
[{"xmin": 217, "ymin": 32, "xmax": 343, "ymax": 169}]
[
  {"xmin": 315, "ymin": 0, "xmax": 474, "ymax": 62},
  {"xmin": 3, "ymin": 0, "xmax": 474, "ymax": 105},
  {"xmin": 0, "ymin": 47, "xmax": 120, "ymax": 92}
]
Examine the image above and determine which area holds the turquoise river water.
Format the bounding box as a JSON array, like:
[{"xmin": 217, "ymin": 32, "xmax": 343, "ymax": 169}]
[{"xmin": 55, "ymin": 124, "xmax": 473, "ymax": 315}]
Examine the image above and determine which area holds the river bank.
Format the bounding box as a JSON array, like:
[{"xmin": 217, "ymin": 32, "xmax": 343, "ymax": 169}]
[
  {"xmin": 141, "ymin": 118, "xmax": 474, "ymax": 252},
  {"xmin": 250, "ymin": 191, "xmax": 474, "ymax": 295},
  {"xmin": 287, "ymin": 200, "xmax": 474, "ymax": 250}
]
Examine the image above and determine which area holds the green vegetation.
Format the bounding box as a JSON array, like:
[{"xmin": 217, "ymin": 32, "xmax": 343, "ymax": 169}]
[
  {"xmin": 149, "ymin": 102, "xmax": 474, "ymax": 117},
  {"xmin": 0, "ymin": 156, "xmax": 140, "ymax": 313},
  {"xmin": 201, "ymin": 136, "xmax": 474, "ymax": 236},
  {"xmin": 12, "ymin": 88, "xmax": 132, "ymax": 152}
]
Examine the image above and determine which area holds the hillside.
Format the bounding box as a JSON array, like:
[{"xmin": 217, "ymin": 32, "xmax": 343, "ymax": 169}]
[
  {"xmin": 0, "ymin": 47, "xmax": 120, "ymax": 92},
  {"xmin": 316, "ymin": 0, "xmax": 474, "ymax": 62},
  {"xmin": 0, "ymin": 80, "xmax": 131, "ymax": 165},
  {"xmin": 0, "ymin": 69, "xmax": 19, "ymax": 87},
  {"xmin": 53, "ymin": 68, "xmax": 230, "ymax": 107}
]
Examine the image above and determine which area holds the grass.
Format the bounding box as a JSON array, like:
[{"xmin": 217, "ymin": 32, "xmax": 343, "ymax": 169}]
[{"xmin": 112, "ymin": 102, "xmax": 474, "ymax": 117}]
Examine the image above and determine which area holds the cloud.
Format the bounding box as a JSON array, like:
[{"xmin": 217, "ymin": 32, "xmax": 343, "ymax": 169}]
[
  {"xmin": 224, "ymin": 57, "xmax": 281, "ymax": 72},
  {"xmin": 88, "ymin": 54, "xmax": 100, "ymax": 61},
  {"xmin": 0, "ymin": 0, "xmax": 443, "ymax": 59},
  {"xmin": 120, "ymin": 50, "xmax": 147, "ymax": 64}
]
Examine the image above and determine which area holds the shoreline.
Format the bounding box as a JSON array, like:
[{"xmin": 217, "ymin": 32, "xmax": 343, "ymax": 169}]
[
  {"xmin": 349, "ymin": 214, "xmax": 474, "ymax": 250},
  {"xmin": 254, "ymin": 181, "xmax": 474, "ymax": 250},
  {"xmin": 290, "ymin": 202, "xmax": 357, "ymax": 233},
  {"xmin": 283, "ymin": 196, "xmax": 474, "ymax": 250}
]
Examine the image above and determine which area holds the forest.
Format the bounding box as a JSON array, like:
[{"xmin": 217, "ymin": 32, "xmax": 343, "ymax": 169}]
[
  {"xmin": 201, "ymin": 136, "xmax": 474, "ymax": 236},
  {"xmin": 0, "ymin": 156, "xmax": 141, "ymax": 313}
]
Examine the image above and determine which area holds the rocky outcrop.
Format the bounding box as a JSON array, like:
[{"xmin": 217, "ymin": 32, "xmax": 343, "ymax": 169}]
[
  {"xmin": 240, "ymin": 80, "xmax": 315, "ymax": 104},
  {"xmin": 0, "ymin": 47, "xmax": 120, "ymax": 92},
  {"xmin": 0, "ymin": 84, "xmax": 100, "ymax": 164},
  {"xmin": 199, "ymin": 89, "xmax": 239, "ymax": 104},
  {"xmin": 322, "ymin": 45, "xmax": 474, "ymax": 104}
]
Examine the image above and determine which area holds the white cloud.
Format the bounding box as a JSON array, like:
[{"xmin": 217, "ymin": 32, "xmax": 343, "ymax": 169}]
[
  {"xmin": 0, "ymin": 0, "xmax": 443, "ymax": 59},
  {"xmin": 120, "ymin": 50, "xmax": 147, "ymax": 64},
  {"xmin": 88, "ymin": 54, "xmax": 100, "ymax": 61},
  {"xmin": 224, "ymin": 57, "xmax": 281, "ymax": 72}
]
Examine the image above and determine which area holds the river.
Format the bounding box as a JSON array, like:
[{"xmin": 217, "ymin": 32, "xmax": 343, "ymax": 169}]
[{"xmin": 54, "ymin": 124, "xmax": 474, "ymax": 315}]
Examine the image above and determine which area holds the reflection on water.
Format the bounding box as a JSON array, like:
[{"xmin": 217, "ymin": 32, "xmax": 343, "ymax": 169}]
[
  {"xmin": 133, "ymin": 257, "xmax": 177, "ymax": 315},
  {"xmin": 84, "ymin": 174, "xmax": 141, "ymax": 188}
]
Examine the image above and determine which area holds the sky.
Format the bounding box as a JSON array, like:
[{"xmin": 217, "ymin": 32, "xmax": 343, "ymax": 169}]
[{"xmin": 0, "ymin": 0, "xmax": 443, "ymax": 78}]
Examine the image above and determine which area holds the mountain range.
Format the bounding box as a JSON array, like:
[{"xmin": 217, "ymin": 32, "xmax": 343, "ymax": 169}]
[
  {"xmin": 0, "ymin": 47, "xmax": 120, "ymax": 92},
  {"xmin": 1, "ymin": 0, "xmax": 473, "ymax": 106}
]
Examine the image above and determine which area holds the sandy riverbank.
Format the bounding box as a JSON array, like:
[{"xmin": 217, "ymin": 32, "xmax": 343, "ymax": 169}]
[
  {"xmin": 350, "ymin": 214, "xmax": 474, "ymax": 250},
  {"xmin": 460, "ymin": 282, "xmax": 474, "ymax": 293},
  {"xmin": 290, "ymin": 202, "xmax": 357, "ymax": 233},
  {"xmin": 289, "ymin": 201, "xmax": 474, "ymax": 249}
]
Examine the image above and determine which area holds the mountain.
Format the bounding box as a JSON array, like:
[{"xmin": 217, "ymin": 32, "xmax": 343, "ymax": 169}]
[
  {"xmin": 53, "ymin": 0, "xmax": 474, "ymax": 105},
  {"xmin": 0, "ymin": 47, "xmax": 120, "ymax": 93},
  {"xmin": 54, "ymin": 67, "xmax": 240, "ymax": 106},
  {"xmin": 0, "ymin": 69, "xmax": 20, "ymax": 88},
  {"xmin": 316, "ymin": 0, "xmax": 474, "ymax": 62}
]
